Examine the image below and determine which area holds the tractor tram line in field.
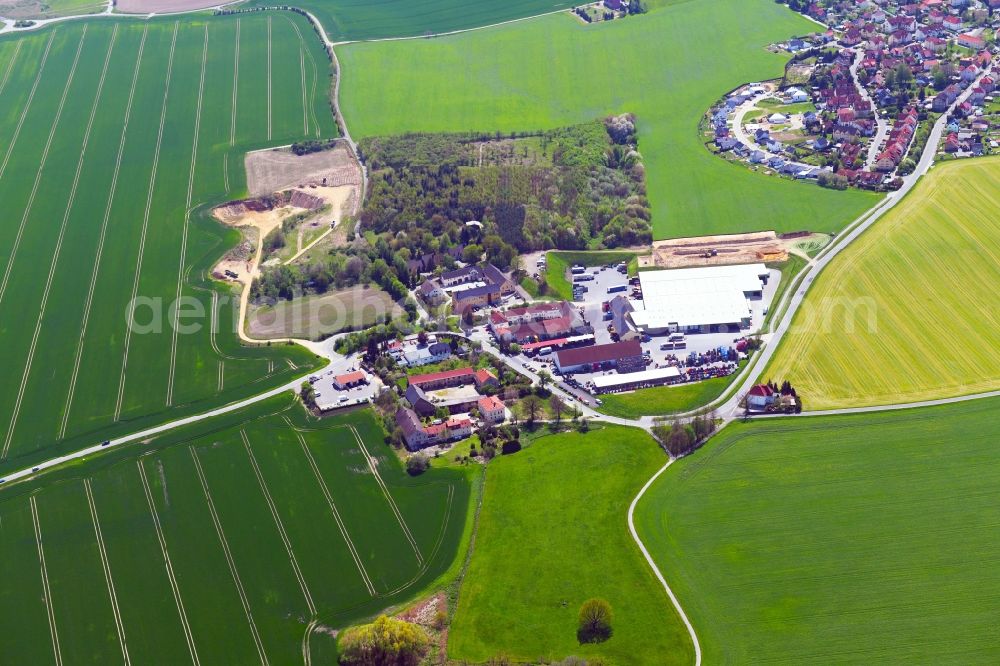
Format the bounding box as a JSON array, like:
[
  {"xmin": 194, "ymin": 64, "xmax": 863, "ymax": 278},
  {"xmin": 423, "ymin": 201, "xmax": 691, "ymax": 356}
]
[
  {"xmin": 29, "ymin": 495, "xmax": 63, "ymax": 666},
  {"xmin": 293, "ymin": 427, "xmax": 376, "ymax": 597},
  {"xmin": 84, "ymin": 479, "xmax": 131, "ymax": 666},
  {"xmin": 60, "ymin": 25, "xmax": 148, "ymax": 440},
  {"xmin": 166, "ymin": 24, "xmax": 209, "ymax": 409},
  {"xmin": 0, "ymin": 30, "xmax": 54, "ymax": 183},
  {"xmin": 0, "ymin": 41, "xmax": 22, "ymax": 99},
  {"xmin": 188, "ymin": 447, "xmax": 271, "ymax": 666},
  {"xmin": 4, "ymin": 25, "xmax": 116, "ymax": 461},
  {"xmin": 137, "ymin": 456, "xmax": 201, "ymax": 666},
  {"xmin": 0, "ymin": 27, "xmax": 84, "ymax": 311},
  {"xmin": 239, "ymin": 430, "xmax": 318, "ymax": 616},
  {"xmin": 114, "ymin": 21, "xmax": 179, "ymax": 423},
  {"xmin": 266, "ymin": 16, "xmax": 272, "ymax": 141},
  {"xmin": 346, "ymin": 424, "xmax": 423, "ymax": 565},
  {"xmin": 229, "ymin": 18, "xmax": 239, "ymax": 147}
]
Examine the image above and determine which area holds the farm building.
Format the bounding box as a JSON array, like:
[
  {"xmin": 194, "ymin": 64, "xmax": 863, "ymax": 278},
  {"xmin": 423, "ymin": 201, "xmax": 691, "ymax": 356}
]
[
  {"xmin": 333, "ymin": 371, "xmax": 367, "ymax": 390},
  {"xmin": 488, "ymin": 301, "xmax": 589, "ymax": 343},
  {"xmin": 395, "ymin": 407, "xmax": 472, "ymax": 450},
  {"xmin": 591, "ymin": 366, "xmax": 681, "ymax": 393},
  {"xmin": 554, "ymin": 340, "xmax": 644, "ymax": 374},
  {"xmin": 629, "ymin": 264, "xmax": 768, "ymax": 335}
]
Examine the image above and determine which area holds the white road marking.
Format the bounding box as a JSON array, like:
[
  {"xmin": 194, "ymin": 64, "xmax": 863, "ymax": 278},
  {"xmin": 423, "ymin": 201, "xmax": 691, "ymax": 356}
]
[
  {"xmin": 3, "ymin": 25, "xmax": 113, "ymax": 460},
  {"xmin": 137, "ymin": 457, "xmax": 200, "ymax": 665},
  {"xmin": 85, "ymin": 479, "xmax": 131, "ymax": 666},
  {"xmin": 166, "ymin": 24, "xmax": 209, "ymax": 407},
  {"xmin": 0, "ymin": 28, "xmax": 84, "ymax": 308},
  {"xmin": 114, "ymin": 22, "xmax": 179, "ymax": 422},
  {"xmin": 30, "ymin": 495, "xmax": 63, "ymax": 666},
  {"xmin": 293, "ymin": 428, "xmax": 375, "ymax": 595},
  {"xmin": 189, "ymin": 447, "xmax": 269, "ymax": 665},
  {"xmin": 239, "ymin": 430, "xmax": 317, "ymax": 615},
  {"xmin": 60, "ymin": 25, "xmax": 148, "ymax": 439}
]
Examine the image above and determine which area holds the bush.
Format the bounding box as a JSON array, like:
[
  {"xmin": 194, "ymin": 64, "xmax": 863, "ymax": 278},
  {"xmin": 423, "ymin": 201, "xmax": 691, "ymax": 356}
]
[
  {"xmin": 577, "ymin": 598, "xmax": 613, "ymax": 644},
  {"xmin": 405, "ymin": 454, "xmax": 429, "ymax": 476},
  {"xmin": 338, "ymin": 615, "xmax": 429, "ymax": 665},
  {"xmin": 501, "ymin": 440, "xmax": 522, "ymax": 455}
]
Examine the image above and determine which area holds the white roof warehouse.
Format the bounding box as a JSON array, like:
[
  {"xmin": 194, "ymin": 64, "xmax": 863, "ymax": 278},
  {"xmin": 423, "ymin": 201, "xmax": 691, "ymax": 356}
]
[{"xmin": 629, "ymin": 263, "xmax": 769, "ymax": 334}]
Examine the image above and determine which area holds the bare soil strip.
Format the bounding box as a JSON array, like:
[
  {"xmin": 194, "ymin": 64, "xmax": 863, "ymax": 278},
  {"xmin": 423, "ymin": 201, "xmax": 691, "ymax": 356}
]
[
  {"xmin": 30, "ymin": 495, "xmax": 63, "ymax": 666},
  {"xmin": 61, "ymin": 26, "xmax": 148, "ymax": 439},
  {"xmin": 240, "ymin": 430, "xmax": 318, "ymax": 616},
  {"xmin": 85, "ymin": 478, "xmax": 131, "ymax": 666},
  {"xmin": 5, "ymin": 26, "xmax": 112, "ymax": 460},
  {"xmin": 166, "ymin": 24, "xmax": 208, "ymax": 407},
  {"xmin": 115, "ymin": 22, "xmax": 179, "ymax": 422},
  {"xmin": 137, "ymin": 457, "xmax": 201, "ymax": 665},
  {"xmin": 189, "ymin": 447, "xmax": 270, "ymax": 666}
]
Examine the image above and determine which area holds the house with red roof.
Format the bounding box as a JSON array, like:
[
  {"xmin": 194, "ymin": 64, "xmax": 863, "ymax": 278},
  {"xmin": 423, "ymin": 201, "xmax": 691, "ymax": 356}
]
[
  {"xmin": 746, "ymin": 384, "xmax": 776, "ymax": 411},
  {"xmin": 477, "ymin": 395, "xmax": 507, "ymax": 425}
]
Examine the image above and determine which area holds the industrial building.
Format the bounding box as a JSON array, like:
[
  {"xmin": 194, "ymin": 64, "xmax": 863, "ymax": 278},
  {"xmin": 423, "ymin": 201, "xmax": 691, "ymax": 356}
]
[
  {"xmin": 629, "ymin": 264, "xmax": 769, "ymax": 334},
  {"xmin": 554, "ymin": 339, "xmax": 644, "ymax": 374}
]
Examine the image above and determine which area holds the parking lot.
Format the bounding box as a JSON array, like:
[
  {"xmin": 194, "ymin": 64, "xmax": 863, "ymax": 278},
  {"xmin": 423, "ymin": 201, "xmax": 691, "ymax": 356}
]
[{"xmin": 310, "ymin": 354, "xmax": 382, "ymax": 411}]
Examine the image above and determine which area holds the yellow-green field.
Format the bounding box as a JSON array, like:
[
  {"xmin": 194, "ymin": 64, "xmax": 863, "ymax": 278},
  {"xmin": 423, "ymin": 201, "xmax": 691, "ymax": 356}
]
[{"xmin": 766, "ymin": 158, "xmax": 1000, "ymax": 409}]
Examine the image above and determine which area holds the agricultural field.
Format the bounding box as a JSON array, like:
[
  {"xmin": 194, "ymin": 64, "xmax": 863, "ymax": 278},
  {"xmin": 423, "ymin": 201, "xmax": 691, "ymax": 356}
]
[
  {"xmin": 0, "ymin": 0, "xmax": 103, "ymax": 20},
  {"xmin": 634, "ymin": 397, "xmax": 1000, "ymax": 663},
  {"xmin": 338, "ymin": 0, "xmax": 878, "ymax": 239},
  {"xmin": 0, "ymin": 396, "xmax": 471, "ymax": 663},
  {"xmin": 247, "ymin": 285, "xmax": 403, "ymax": 340},
  {"xmin": 449, "ymin": 426, "xmax": 693, "ymax": 664},
  {"xmin": 244, "ymin": 0, "xmax": 575, "ymax": 42},
  {"xmin": 0, "ymin": 14, "xmax": 335, "ymax": 474},
  {"xmin": 765, "ymin": 157, "xmax": 1000, "ymax": 409}
]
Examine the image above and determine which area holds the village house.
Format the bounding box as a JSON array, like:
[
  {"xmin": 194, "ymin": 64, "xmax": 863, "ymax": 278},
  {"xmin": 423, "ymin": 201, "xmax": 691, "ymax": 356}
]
[{"xmin": 477, "ymin": 395, "xmax": 507, "ymax": 425}]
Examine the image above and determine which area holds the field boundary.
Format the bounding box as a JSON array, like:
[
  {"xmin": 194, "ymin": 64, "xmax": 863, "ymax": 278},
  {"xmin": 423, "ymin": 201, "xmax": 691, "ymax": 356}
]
[
  {"xmin": 60, "ymin": 25, "xmax": 148, "ymax": 439},
  {"xmin": 29, "ymin": 494, "xmax": 63, "ymax": 666},
  {"xmin": 239, "ymin": 430, "xmax": 318, "ymax": 616},
  {"xmin": 84, "ymin": 478, "xmax": 131, "ymax": 666},
  {"xmin": 189, "ymin": 446, "xmax": 270, "ymax": 665},
  {"xmin": 115, "ymin": 21, "xmax": 179, "ymax": 422},
  {"xmin": 137, "ymin": 457, "xmax": 201, "ymax": 665},
  {"xmin": 2, "ymin": 26, "xmax": 92, "ymax": 459}
]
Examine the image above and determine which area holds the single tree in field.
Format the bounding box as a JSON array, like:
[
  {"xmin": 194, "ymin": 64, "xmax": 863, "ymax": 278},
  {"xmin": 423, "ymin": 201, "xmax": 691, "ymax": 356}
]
[
  {"xmin": 549, "ymin": 395, "xmax": 565, "ymax": 424},
  {"xmin": 521, "ymin": 395, "xmax": 543, "ymax": 427},
  {"xmin": 537, "ymin": 368, "xmax": 552, "ymax": 389},
  {"xmin": 577, "ymin": 598, "xmax": 613, "ymax": 644}
]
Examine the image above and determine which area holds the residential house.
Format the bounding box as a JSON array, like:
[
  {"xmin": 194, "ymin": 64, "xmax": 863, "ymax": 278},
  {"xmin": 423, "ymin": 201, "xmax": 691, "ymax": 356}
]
[
  {"xmin": 477, "ymin": 395, "xmax": 506, "ymax": 424},
  {"xmin": 746, "ymin": 384, "xmax": 776, "ymax": 411}
]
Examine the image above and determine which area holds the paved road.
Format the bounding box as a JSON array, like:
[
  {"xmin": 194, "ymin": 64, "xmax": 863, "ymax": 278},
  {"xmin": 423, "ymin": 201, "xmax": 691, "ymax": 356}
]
[{"xmin": 849, "ymin": 49, "xmax": 890, "ymax": 169}]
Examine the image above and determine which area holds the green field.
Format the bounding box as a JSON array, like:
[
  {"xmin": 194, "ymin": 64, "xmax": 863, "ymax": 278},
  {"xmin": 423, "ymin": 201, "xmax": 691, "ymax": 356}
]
[
  {"xmin": 765, "ymin": 157, "xmax": 1000, "ymax": 409},
  {"xmin": 338, "ymin": 0, "xmax": 878, "ymax": 239},
  {"xmin": 0, "ymin": 397, "xmax": 471, "ymax": 663},
  {"xmin": 0, "ymin": 15, "xmax": 335, "ymax": 473},
  {"xmin": 245, "ymin": 0, "xmax": 575, "ymax": 42},
  {"xmin": 634, "ymin": 397, "xmax": 1000, "ymax": 663},
  {"xmin": 449, "ymin": 426, "xmax": 693, "ymax": 663}
]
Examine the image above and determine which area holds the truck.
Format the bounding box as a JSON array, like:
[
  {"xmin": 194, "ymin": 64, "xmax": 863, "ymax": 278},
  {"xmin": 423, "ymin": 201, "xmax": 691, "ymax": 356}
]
[
  {"xmin": 571, "ymin": 265, "xmax": 586, "ymax": 275},
  {"xmin": 607, "ymin": 284, "xmax": 627, "ymax": 294}
]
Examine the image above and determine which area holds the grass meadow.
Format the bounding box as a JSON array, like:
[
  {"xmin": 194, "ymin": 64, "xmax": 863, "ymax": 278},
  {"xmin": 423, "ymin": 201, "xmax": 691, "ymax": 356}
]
[
  {"xmin": 597, "ymin": 362, "xmax": 744, "ymax": 419},
  {"xmin": 634, "ymin": 397, "xmax": 1000, "ymax": 663},
  {"xmin": 765, "ymin": 157, "xmax": 1000, "ymax": 408},
  {"xmin": 449, "ymin": 426, "xmax": 693, "ymax": 664},
  {"xmin": 338, "ymin": 0, "xmax": 878, "ymax": 240},
  {"xmin": 0, "ymin": 14, "xmax": 335, "ymax": 473},
  {"xmin": 245, "ymin": 0, "xmax": 575, "ymax": 42},
  {"xmin": 0, "ymin": 396, "xmax": 471, "ymax": 663}
]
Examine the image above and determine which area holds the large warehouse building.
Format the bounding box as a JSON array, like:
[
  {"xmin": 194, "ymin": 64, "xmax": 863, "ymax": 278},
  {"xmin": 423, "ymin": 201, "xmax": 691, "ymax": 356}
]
[{"xmin": 629, "ymin": 263, "xmax": 769, "ymax": 334}]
